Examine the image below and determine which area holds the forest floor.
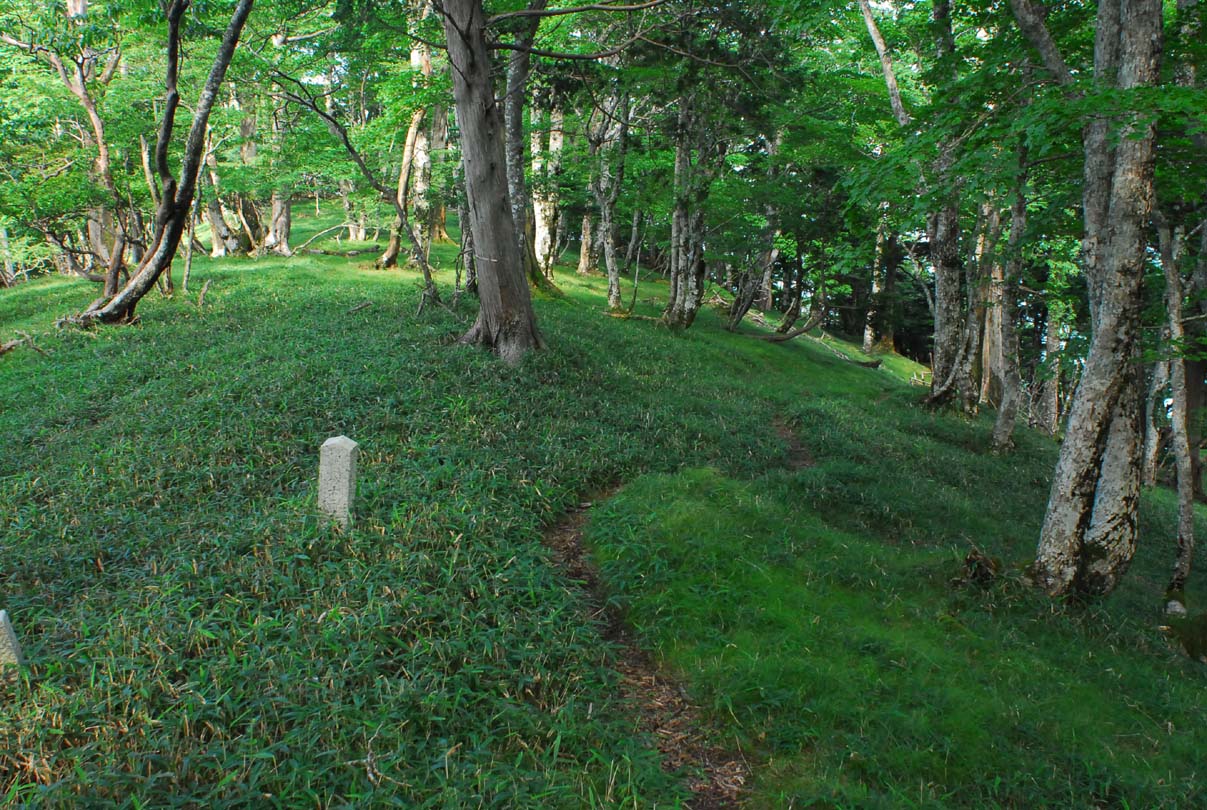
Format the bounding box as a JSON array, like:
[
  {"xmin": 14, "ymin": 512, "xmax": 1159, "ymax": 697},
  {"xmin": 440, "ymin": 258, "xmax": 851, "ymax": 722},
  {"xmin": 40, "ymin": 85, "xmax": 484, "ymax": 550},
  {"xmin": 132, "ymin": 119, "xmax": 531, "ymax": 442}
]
[{"xmin": 3, "ymin": 209, "xmax": 1207, "ymax": 808}]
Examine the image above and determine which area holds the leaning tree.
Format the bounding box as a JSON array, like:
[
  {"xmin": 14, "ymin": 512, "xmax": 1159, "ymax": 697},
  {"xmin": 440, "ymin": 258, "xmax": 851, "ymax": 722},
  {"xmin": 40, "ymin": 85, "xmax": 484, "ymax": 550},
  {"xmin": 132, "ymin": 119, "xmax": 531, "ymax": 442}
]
[{"xmin": 74, "ymin": 0, "xmax": 255, "ymax": 325}]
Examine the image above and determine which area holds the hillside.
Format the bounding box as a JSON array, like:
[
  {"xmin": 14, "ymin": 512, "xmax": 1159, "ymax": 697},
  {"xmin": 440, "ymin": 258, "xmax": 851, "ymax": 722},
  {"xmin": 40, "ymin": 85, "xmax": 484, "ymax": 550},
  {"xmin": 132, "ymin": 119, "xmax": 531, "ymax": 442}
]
[{"xmin": 3, "ymin": 229, "xmax": 1207, "ymax": 807}]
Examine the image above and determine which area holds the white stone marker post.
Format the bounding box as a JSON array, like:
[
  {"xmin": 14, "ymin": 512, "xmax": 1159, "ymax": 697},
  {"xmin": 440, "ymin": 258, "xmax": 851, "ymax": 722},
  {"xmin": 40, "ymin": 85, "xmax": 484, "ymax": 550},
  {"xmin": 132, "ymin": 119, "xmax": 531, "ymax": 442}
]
[
  {"xmin": 0, "ymin": 609, "xmax": 24, "ymax": 668},
  {"xmin": 319, "ymin": 435, "xmax": 359, "ymax": 529}
]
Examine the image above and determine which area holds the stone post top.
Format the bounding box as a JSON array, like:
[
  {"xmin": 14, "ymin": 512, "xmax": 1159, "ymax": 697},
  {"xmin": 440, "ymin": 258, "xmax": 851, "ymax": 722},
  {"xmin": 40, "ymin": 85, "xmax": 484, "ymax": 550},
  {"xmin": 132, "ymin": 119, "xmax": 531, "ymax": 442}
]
[
  {"xmin": 0, "ymin": 608, "xmax": 23, "ymax": 667},
  {"xmin": 322, "ymin": 435, "xmax": 359, "ymax": 451}
]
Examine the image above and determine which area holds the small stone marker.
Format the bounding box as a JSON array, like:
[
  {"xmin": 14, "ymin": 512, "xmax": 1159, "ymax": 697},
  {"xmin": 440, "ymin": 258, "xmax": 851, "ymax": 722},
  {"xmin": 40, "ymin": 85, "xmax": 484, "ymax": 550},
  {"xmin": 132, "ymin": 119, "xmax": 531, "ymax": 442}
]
[
  {"xmin": 0, "ymin": 610, "xmax": 23, "ymax": 668},
  {"xmin": 319, "ymin": 435, "xmax": 359, "ymax": 528}
]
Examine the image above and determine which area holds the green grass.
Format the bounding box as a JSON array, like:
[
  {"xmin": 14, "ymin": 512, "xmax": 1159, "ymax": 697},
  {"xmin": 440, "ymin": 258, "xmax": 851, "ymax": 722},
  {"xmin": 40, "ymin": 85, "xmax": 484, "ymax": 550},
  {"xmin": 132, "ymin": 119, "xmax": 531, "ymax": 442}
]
[
  {"xmin": 3, "ymin": 208, "xmax": 1206, "ymax": 807},
  {"xmin": 583, "ymin": 386, "xmax": 1207, "ymax": 806}
]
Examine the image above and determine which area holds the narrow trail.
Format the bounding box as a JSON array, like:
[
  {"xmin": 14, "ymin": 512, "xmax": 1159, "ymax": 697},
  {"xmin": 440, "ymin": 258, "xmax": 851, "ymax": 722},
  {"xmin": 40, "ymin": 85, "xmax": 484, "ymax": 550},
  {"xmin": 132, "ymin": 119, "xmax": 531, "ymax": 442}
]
[
  {"xmin": 543, "ymin": 497, "xmax": 749, "ymax": 809},
  {"xmin": 772, "ymin": 415, "xmax": 815, "ymax": 470}
]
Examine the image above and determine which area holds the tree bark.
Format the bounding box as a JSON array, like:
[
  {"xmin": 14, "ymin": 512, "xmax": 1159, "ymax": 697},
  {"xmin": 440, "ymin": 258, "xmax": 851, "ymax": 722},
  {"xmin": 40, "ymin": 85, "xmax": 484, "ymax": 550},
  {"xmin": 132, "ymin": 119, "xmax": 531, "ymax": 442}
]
[
  {"xmin": 79, "ymin": 0, "xmax": 255, "ymax": 324},
  {"xmin": 502, "ymin": 0, "xmax": 551, "ymax": 291},
  {"xmin": 991, "ymin": 150, "xmax": 1029, "ymax": 451},
  {"xmin": 203, "ymin": 145, "xmax": 240, "ymax": 257},
  {"xmin": 663, "ymin": 98, "xmax": 722, "ymax": 329},
  {"xmin": 532, "ymin": 106, "xmax": 564, "ymax": 277},
  {"xmin": 1142, "ymin": 357, "xmax": 1171, "ymax": 486},
  {"xmin": 1019, "ymin": 0, "xmax": 1164, "ymax": 597},
  {"xmin": 442, "ymin": 0, "xmax": 542, "ymax": 362},
  {"xmin": 263, "ymin": 192, "xmax": 292, "ymax": 256},
  {"xmin": 1158, "ymin": 219, "xmax": 1195, "ymax": 602},
  {"xmin": 587, "ymin": 92, "xmax": 630, "ymax": 310},
  {"xmin": 863, "ymin": 206, "xmax": 889, "ymax": 353},
  {"xmin": 576, "ymin": 212, "xmax": 594, "ymax": 275}
]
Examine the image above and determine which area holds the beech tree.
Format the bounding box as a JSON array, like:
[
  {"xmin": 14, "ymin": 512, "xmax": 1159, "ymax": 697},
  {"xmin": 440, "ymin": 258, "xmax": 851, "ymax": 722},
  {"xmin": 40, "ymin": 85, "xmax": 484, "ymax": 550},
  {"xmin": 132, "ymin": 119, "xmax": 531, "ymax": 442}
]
[{"xmin": 1012, "ymin": 0, "xmax": 1165, "ymax": 597}]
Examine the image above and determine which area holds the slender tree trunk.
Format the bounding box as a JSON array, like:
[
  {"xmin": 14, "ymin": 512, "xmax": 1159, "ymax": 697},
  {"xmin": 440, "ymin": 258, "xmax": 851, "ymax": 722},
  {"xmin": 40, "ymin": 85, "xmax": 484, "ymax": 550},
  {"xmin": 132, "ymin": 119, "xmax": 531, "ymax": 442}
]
[
  {"xmin": 81, "ymin": 0, "xmax": 255, "ymax": 324},
  {"xmin": 428, "ymin": 105, "xmax": 452, "ymax": 244},
  {"xmin": 442, "ymin": 0, "xmax": 542, "ymax": 362},
  {"xmin": 0, "ymin": 225, "xmax": 15, "ymax": 287},
  {"xmin": 502, "ymin": 0, "xmax": 550, "ymax": 291},
  {"xmin": 577, "ymin": 212, "xmax": 594, "ymax": 275},
  {"xmin": 588, "ymin": 93, "xmax": 629, "ymax": 310},
  {"xmin": 532, "ymin": 106, "xmax": 564, "ymax": 277},
  {"xmin": 381, "ymin": 108, "xmax": 426, "ymax": 268},
  {"xmin": 991, "ymin": 150, "xmax": 1029, "ymax": 451},
  {"xmin": 1142, "ymin": 358, "xmax": 1171, "ymax": 485},
  {"xmin": 182, "ymin": 200, "xmax": 196, "ymax": 292},
  {"xmin": 863, "ymin": 207, "xmax": 889, "ymax": 353},
  {"xmin": 1038, "ymin": 308, "xmax": 1063, "ymax": 434},
  {"xmin": 204, "ymin": 145, "xmax": 239, "ymax": 257},
  {"xmin": 413, "ymin": 124, "xmax": 433, "ymax": 258},
  {"xmin": 1158, "ymin": 218, "xmax": 1196, "ymax": 604}
]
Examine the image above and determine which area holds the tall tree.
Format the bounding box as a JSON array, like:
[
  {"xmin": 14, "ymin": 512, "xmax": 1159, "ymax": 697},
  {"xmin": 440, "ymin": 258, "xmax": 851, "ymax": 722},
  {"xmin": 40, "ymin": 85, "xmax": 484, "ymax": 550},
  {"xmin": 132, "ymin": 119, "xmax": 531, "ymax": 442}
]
[
  {"xmin": 1012, "ymin": 0, "xmax": 1165, "ymax": 596},
  {"xmin": 440, "ymin": 0, "xmax": 543, "ymax": 362}
]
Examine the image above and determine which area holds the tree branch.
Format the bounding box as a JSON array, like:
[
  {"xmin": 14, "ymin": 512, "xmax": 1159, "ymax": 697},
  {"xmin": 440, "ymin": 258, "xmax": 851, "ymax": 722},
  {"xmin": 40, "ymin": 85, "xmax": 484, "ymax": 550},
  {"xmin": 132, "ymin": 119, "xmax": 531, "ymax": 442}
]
[
  {"xmin": 487, "ymin": 0, "xmax": 665, "ymax": 26},
  {"xmin": 1008, "ymin": 0, "xmax": 1075, "ymax": 87}
]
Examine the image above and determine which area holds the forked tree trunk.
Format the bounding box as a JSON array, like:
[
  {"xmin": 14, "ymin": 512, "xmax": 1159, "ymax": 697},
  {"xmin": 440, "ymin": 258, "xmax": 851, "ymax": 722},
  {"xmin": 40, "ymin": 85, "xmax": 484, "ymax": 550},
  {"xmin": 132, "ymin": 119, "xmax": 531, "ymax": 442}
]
[
  {"xmin": 203, "ymin": 146, "xmax": 240, "ymax": 256},
  {"xmin": 442, "ymin": 0, "xmax": 542, "ymax": 362},
  {"xmin": 1017, "ymin": 0, "xmax": 1164, "ymax": 597},
  {"xmin": 587, "ymin": 92, "xmax": 629, "ymax": 309},
  {"xmin": 80, "ymin": 0, "xmax": 255, "ymax": 324}
]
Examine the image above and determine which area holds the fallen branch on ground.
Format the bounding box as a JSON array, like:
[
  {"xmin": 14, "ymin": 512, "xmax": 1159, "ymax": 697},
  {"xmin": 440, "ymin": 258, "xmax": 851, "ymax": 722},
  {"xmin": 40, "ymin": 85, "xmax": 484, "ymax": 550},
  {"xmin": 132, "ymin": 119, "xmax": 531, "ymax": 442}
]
[{"xmin": 0, "ymin": 332, "xmax": 47, "ymax": 357}]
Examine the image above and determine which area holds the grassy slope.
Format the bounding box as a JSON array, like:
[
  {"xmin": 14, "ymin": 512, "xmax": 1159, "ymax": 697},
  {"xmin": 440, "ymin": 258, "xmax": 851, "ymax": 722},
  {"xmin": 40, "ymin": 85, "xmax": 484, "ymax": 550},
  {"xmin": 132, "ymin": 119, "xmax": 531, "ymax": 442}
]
[{"xmin": 2, "ymin": 213, "xmax": 1206, "ymax": 808}]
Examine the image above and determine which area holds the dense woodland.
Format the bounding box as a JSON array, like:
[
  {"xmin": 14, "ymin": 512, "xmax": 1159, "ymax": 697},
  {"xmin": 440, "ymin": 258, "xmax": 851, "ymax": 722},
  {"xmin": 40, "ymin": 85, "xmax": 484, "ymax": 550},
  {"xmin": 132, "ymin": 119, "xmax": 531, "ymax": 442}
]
[{"xmin": 1, "ymin": 0, "xmax": 1207, "ymax": 804}]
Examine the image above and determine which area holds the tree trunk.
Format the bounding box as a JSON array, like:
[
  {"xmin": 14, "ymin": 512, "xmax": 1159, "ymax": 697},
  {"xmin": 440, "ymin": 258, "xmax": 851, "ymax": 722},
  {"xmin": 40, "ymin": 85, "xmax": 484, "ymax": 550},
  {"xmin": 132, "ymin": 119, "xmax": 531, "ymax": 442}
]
[
  {"xmin": 428, "ymin": 105, "xmax": 452, "ymax": 244},
  {"xmin": 663, "ymin": 99, "xmax": 722, "ymax": 330},
  {"xmin": 1142, "ymin": 358, "xmax": 1171, "ymax": 486},
  {"xmin": 577, "ymin": 212, "xmax": 594, "ymax": 275},
  {"xmin": 587, "ymin": 93, "xmax": 630, "ymax": 310},
  {"xmin": 863, "ymin": 208, "xmax": 888, "ymax": 353},
  {"xmin": 1022, "ymin": 0, "xmax": 1164, "ymax": 597},
  {"xmin": 381, "ymin": 109, "xmax": 426, "ymax": 267},
  {"xmin": 413, "ymin": 124, "xmax": 433, "ymax": 259},
  {"xmin": 263, "ymin": 192, "xmax": 292, "ymax": 256},
  {"xmin": 991, "ymin": 151, "xmax": 1029, "ymax": 451},
  {"xmin": 532, "ymin": 106, "xmax": 564, "ymax": 277},
  {"xmin": 442, "ymin": 0, "xmax": 542, "ymax": 363},
  {"xmin": 1038, "ymin": 307, "xmax": 1063, "ymax": 434},
  {"xmin": 80, "ymin": 0, "xmax": 255, "ymax": 324},
  {"xmin": 502, "ymin": 0, "xmax": 551, "ymax": 291},
  {"xmin": 1158, "ymin": 217, "xmax": 1195, "ymax": 604},
  {"xmin": 0, "ymin": 225, "xmax": 14, "ymax": 287},
  {"xmin": 203, "ymin": 146, "xmax": 239, "ymax": 257}
]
